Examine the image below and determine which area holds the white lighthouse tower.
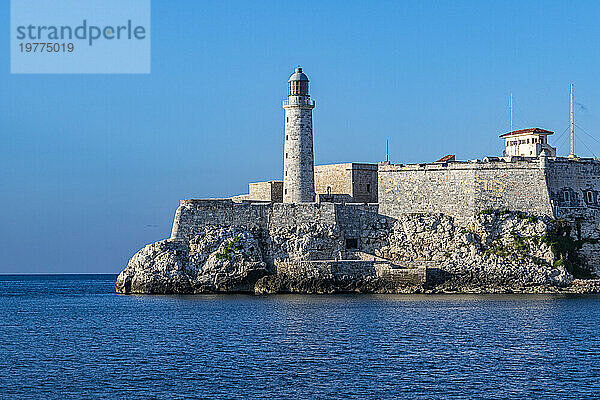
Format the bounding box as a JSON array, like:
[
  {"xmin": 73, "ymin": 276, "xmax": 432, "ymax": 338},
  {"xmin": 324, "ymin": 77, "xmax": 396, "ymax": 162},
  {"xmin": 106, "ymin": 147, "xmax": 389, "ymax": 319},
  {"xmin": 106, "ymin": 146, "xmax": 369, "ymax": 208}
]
[{"xmin": 283, "ymin": 67, "xmax": 316, "ymax": 203}]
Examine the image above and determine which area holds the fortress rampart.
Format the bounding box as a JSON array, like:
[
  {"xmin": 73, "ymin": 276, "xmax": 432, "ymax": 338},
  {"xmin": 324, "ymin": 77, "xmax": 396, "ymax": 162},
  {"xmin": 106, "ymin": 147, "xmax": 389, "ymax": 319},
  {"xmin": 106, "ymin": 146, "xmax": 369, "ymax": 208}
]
[
  {"xmin": 378, "ymin": 157, "xmax": 600, "ymax": 225},
  {"xmin": 167, "ymin": 156, "xmax": 600, "ymax": 281},
  {"xmin": 170, "ymin": 199, "xmax": 380, "ymax": 243},
  {"xmin": 171, "ymin": 157, "xmax": 600, "ymax": 259}
]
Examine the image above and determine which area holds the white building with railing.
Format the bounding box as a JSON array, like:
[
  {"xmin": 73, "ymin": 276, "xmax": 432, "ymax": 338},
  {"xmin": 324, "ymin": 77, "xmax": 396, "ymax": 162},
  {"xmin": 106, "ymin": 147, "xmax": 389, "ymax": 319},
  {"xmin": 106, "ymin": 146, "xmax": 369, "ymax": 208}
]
[{"xmin": 501, "ymin": 127, "xmax": 557, "ymax": 157}]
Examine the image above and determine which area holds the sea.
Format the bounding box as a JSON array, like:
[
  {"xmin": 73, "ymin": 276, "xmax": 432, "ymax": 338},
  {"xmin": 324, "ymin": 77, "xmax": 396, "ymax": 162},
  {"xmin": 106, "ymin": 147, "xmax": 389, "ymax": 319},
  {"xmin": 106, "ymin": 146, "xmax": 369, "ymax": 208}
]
[{"xmin": 0, "ymin": 274, "xmax": 599, "ymax": 399}]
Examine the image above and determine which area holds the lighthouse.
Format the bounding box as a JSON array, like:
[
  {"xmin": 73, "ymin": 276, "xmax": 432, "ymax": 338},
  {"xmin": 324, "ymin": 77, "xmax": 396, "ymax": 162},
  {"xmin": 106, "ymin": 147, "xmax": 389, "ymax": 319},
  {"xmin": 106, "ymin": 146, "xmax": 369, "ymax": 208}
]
[{"xmin": 283, "ymin": 67, "xmax": 316, "ymax": 203}]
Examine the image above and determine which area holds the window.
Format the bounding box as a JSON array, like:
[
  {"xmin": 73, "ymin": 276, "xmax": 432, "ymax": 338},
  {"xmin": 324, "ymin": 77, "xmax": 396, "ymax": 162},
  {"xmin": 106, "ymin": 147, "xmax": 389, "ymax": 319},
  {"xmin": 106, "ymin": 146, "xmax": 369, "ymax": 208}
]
[
  {"xmin": 286, "ymin": 135, "xmax": 288, "ymax": 140},
  {"xmin": 367, "ymin": 184, "xmax": 371, "ymax": 193},
  {"xmin": 587, "ymin": 191, "xmax": 594, "ymax": 204},
  {"xmin": 286, "ymin": 117, "xmax": 289, "ymax": 122},
  {"xmin": 284, "ymin": 189, "xmax": 287, "ymax": 194},
  {"xmin": 527, "ymin": 139, "xmax": 530, "ymax": 144},
  {"xmin": 564, "ymin": 191, "xmax": 570, "ymax": 202},
  {"xmin": 345, "ymin": 238, "xmax": 358, "ymax": 249},
  {"xmin": 285, "ymin": 153, "xmax": 288, "ymax": 158}
]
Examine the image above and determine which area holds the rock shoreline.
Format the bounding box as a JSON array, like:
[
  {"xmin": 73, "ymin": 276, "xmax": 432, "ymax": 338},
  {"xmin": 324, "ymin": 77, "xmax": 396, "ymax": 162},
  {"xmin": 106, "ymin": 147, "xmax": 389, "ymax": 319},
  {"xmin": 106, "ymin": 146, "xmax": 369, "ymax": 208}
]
[{"xmin": 116, "ymin": 212, "xmax": 599, "ymax": 295}]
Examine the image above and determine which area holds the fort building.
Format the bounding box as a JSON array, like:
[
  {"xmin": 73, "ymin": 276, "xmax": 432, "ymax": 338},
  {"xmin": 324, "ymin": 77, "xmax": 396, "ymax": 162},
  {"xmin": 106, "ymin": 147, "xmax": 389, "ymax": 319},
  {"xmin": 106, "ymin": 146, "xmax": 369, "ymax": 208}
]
[
  {"xmin": 184, "ymin": 67, "xmax": 600, "ymax": 270},
  {"xmin": 230, "ymin": 67, "xmax": 598, "ymax": 225},
  {"xmin": 117, "ymin": 67, "xmax": 600, "ymax": 295}
]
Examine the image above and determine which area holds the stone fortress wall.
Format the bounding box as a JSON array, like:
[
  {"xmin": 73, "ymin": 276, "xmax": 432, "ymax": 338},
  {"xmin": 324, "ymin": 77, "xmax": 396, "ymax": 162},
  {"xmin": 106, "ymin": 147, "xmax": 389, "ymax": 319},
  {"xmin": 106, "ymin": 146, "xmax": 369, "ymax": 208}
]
[
  {"xmin": 170, "ymin": 155, "xmax": 600, "ymax": 281},
  {"xmin": 378, "ymin": 156, "xmax": 600, "ymax": 223},
  {"xmin": 546, "ymin": 158, "xmax": 600, "ymax": 215},
  {"xmin": 170, "ymin": 199, "xmax": 378, "ymax": 244},
  {"xmin": 378, "ymin": 157, "xmax": 553, "ymax": 224},
  {"xmin": 172, "ymin": 156, "xmax": 600, "ymax": 252},
  {"xmin": 314, "ymin": 164, "xmax": 353, "ymax": 201},
  {"xmin": 170, "ymin": 199, "xmax": 403, "ymax": 281},
  {"xmin": 378, "ymin": 156, "xmax": 600, "ymax": 272}
]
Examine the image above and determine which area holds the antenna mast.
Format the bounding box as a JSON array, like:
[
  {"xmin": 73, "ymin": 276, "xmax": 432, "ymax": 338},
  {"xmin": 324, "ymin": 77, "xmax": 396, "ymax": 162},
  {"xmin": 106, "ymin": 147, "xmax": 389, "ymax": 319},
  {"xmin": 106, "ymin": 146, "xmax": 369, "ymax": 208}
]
[
  {"xmin": 570, "ymin": 83, "xmax": 574, "ymax": 157},
  {"xmin": 386, "ymin": 139, "xmax": 389, "ymax": 163},
  {"xmin": 510, "ymin": 92, "xmax": 513, "ymax": 133}
]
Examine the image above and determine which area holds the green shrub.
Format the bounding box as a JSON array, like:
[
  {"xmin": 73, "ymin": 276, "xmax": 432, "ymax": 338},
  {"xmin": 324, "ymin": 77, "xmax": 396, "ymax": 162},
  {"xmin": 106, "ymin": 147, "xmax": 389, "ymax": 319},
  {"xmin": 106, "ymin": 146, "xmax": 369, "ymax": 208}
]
[
  {"xmin": 515, "ymin": 211, "xmax": 527, "ymax": 220},
  {"xmin": 215, "ymin": 236, "xmax": 244, "ymax": 261},
  {"xmin": 541, "ymin": 222, "xmax": 594, "ymax": 278}
]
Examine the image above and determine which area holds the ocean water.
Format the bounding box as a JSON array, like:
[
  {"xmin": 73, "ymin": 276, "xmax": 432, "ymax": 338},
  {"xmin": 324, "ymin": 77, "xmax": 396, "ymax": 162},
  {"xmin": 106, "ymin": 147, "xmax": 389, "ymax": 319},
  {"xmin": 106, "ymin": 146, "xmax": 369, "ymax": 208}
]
[{"xmin": 0, "ymin": 275, "xmax": 599, "ymax": 399}]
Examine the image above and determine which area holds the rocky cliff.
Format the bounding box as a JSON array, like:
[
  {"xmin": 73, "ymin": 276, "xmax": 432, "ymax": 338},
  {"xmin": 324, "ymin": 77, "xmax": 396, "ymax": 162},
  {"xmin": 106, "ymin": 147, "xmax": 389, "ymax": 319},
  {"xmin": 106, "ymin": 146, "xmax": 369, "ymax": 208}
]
[{"xmin": 116, "ymin": 211, "xmax": 599, "ymax": 294}]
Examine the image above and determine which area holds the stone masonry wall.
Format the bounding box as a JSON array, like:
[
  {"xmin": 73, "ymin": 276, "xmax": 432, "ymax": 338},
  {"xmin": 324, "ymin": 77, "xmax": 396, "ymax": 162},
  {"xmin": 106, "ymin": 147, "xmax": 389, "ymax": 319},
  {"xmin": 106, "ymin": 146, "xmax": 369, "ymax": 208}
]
[
  {"xmin": 378, "ymin": 157, "xmax": 600, "ymax": 224},
  {"xmin": 314, "ymin": 163, "xmax": 353, "ymax": 198},
  {"xmin": 170, "ymin": 157, "xmax": 600, "ymax": 278},
  {"xmin": 378, "ymin": 158, "xmax": 555, "ymax": 224},
  {"xmin": 275, "ymin": 260, "xmax": 425, "ymax": 285},
  {"xmin": 377, "ymin": 157, "xmax": 600, "ymax": 277},
  {"xmin": 171, "ymin": 200, "xmax": 378, "ymax": 241},
  {"xmin": 170, "ymin": 200, "xmax": 271, "ymax": 241},
  {"xmin": 378, "ymin": 162, "xmax": 477, "ymax": 224},
  {"xmin": 472, "ymin": 159, "xmax": 552, "ymax": 217},
  {"xmin": 546, "ymin": 158, "xmax": 600, "ymax": 215},
  {"xmin": 546, "ymin": 158, "xmax": 600, "ymax": 276},
  {"xmin": 170, "ymin": 200, "xmax": 381, "ymax": 255}
]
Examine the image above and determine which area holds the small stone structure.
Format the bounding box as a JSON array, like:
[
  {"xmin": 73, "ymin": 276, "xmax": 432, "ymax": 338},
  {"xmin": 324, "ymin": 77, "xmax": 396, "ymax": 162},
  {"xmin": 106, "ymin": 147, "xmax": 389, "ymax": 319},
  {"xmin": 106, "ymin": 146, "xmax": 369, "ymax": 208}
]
[
  {"xmin": 315, "ymin": 163, "xmax": 378, "ymax": 203},
  {"xmin": 247, "ymin": 181, "xmax": 283, "ymax": 203}
]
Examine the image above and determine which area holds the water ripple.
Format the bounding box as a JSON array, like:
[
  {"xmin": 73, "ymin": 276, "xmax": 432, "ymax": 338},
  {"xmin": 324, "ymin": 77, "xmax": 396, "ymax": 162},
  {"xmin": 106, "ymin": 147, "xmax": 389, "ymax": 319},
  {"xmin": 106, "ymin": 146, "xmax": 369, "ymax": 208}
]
[{"xmin": 0, "ymin": 276, "xmax": 599, "ymax": 399}]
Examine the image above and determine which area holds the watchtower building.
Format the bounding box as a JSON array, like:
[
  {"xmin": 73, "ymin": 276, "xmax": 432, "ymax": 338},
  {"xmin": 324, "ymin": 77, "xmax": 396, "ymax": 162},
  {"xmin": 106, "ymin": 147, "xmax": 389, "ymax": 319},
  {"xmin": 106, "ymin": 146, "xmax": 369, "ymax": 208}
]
[
  {"xmin": 501, "ymin": 128, "xmax": 557, "ymax": 157},
  {"xmin": 283, "ymin": 67, "xmax": 316, "ymax": 203}
]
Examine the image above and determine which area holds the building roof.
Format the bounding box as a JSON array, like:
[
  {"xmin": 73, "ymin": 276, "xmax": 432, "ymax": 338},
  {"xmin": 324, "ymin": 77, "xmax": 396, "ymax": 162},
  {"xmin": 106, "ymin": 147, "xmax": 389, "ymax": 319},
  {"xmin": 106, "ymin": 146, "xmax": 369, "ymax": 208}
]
[
  {"xmin": 499, "ymin": 128, "xmax": 554, "ymax": 138},
  {"xmin": 288, "ymin": 67, "xmax": 309, "ymax": 82},
  {"xmin": 435, "ymin": 154, "xmax": 456, "ymax": 163}
]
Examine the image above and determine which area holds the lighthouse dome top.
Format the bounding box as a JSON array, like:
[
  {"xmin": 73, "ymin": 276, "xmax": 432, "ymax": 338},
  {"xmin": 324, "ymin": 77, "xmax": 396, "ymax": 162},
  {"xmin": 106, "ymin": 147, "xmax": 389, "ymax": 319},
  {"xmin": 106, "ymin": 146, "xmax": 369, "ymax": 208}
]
[{"xmin": 288, "ymin": 67, "xmax": 309, "ymax": 82}]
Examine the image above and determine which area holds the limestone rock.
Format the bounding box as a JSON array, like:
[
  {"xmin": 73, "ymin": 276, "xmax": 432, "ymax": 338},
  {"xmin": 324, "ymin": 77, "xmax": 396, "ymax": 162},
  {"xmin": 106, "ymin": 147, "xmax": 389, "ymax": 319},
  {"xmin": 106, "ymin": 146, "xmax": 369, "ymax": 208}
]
[
  {"xmin": 117, "ymin": 211, "xmax": 596, "ymax": 294},
  {"xmin": 116, "ymin": 226, "xmax": 269, "ymax": 294}
]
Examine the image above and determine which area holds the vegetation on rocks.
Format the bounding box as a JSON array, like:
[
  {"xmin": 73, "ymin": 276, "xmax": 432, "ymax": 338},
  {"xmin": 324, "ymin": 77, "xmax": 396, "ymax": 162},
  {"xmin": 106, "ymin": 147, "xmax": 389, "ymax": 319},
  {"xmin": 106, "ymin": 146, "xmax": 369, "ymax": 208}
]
[{"xmin": 539, "ymin": 221, "xmax": 595, "ymax": 279}]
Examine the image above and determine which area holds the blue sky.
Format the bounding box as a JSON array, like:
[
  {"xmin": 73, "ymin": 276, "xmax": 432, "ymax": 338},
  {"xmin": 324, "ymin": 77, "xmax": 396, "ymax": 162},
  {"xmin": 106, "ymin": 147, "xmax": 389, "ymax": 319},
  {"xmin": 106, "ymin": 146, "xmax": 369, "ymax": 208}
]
[{"xmin": 2, "ymin": 0, "xmax": 600, "ymax": 273}]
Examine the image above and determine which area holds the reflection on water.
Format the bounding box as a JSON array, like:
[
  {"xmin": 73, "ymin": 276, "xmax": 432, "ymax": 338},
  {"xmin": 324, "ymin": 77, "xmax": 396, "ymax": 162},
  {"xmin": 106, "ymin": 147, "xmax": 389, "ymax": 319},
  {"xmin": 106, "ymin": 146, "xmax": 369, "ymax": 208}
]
[{"xmin": 0, "ymin": 275, "xmax": 599, "ymax": 399}]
